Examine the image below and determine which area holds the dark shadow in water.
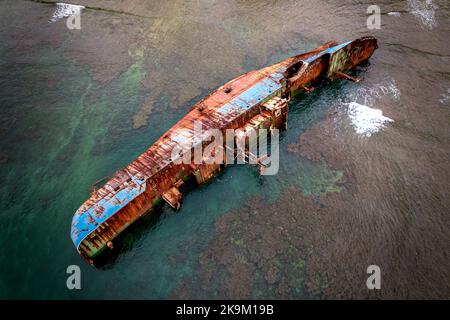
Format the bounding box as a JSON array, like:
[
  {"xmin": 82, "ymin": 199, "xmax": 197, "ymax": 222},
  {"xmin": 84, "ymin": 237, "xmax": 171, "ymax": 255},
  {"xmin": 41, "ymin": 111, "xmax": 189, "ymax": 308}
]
[
  {"xmin": 92, "ymin": 174, "xmax": 201, "ymax": 269},
  {"xmin": 93, "ymin": 204, "xmax": 165, "ymax": 269}
]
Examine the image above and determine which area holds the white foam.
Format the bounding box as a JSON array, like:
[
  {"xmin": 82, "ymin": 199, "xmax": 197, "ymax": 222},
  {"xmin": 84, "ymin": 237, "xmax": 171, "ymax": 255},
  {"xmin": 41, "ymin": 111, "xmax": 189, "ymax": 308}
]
[
  {"xmin": 354, "ymin": 79, "xmax": 401, "ymax": 106},
  {"xmin": 440, "ymin": 88, "xmax": 450, "ymax": 104},
  {"xmin": 347, "ymin": 102, "xmax": 394, "ymax": 137},
  {"xmin": 407, "ymin": 0, "xmax": 438, "ymax": 30},
  {"xmin": 387, "ymin": 12, "xmax": 401, "ymax": 17},
  {"xmin": 49, "ymin": 3, "xmax": 84, "ymax": 23}
]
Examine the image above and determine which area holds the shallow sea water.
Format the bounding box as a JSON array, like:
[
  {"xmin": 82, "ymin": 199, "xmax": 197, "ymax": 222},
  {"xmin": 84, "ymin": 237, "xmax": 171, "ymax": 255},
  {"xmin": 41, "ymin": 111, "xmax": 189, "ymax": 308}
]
[{"xmin": 0, "ymin": 0, "xmax": 449, "ymax": 299}]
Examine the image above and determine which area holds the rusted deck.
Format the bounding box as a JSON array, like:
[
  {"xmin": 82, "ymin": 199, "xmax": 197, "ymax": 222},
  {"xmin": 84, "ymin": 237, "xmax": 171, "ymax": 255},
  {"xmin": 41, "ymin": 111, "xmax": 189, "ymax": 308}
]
[{"xmin": 71, "ymin": 36, "xmax": 378, "ymax": 263}]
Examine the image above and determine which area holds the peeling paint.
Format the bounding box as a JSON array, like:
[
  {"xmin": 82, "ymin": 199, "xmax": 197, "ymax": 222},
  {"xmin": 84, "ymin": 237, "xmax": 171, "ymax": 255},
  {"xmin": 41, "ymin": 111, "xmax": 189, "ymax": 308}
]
[{"xmin": 71, "ymin": 37, "xmax": 378, "ymax": 262}]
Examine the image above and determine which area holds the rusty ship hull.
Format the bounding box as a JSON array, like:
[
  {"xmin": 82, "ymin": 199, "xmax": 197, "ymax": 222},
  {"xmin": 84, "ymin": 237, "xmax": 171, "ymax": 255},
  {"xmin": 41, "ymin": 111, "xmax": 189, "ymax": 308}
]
[{"xmin": 71, "ymin": 36, "xmax": 378, "ymax": 263}]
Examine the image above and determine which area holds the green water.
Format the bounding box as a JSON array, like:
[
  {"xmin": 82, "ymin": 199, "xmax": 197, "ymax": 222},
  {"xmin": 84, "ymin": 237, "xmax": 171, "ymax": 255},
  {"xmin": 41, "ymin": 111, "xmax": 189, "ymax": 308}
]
[
  {"xmin": 0, "ymin": 0, "xmax": 344, "ymax": 299},
  {"xmin": 1, "ymin": 0, "xmax": 449, "ymax": 299}
]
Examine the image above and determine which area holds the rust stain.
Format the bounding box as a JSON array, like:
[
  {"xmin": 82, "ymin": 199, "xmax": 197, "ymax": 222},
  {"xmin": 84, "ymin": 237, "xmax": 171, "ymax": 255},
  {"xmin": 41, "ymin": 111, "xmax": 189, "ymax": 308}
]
[{"xmin": 71, "ymin": 37, "xmax": 378, "ymax": 263}]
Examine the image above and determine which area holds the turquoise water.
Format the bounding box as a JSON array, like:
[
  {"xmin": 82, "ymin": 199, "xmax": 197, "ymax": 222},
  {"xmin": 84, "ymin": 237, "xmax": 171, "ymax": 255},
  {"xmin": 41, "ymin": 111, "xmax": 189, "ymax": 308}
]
[
  {"xmin": 0, "ymin": 1, "xmax": 343, "ymax": 299},
  {"xmin": 1, "ymin": 0, "xmax": 449, "ymax": 299}
]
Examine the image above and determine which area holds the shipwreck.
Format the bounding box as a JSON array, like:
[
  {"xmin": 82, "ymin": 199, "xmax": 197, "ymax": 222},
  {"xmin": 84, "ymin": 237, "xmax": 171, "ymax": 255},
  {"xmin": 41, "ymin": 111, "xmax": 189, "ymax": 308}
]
[{"xmin": 71, "ymin": 36, "xmax": 378, "ymax": 264}]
